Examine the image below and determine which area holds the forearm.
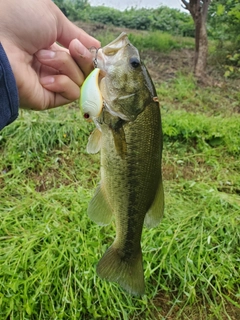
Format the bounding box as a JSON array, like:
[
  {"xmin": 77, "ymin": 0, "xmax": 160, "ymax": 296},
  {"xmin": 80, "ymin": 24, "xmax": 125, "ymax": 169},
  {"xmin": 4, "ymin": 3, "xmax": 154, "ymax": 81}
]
[{"xmin": 0, "ymin": 43, "xmax": 19, "ymax": 131}]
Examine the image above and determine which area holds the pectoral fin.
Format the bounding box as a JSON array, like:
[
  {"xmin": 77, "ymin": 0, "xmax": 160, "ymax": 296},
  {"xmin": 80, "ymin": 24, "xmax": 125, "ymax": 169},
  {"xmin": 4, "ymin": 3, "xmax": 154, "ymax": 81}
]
[
  {"xmin": 87, "ymin": 128, "xmax": 102, "ymax": 154},
  {"xmin": 144, "ymin": 178, "xmax": 164, "ymax": 228},
  {"xmin": 88, "ymin": 184, "xmax": 113, "ymax": 226}
]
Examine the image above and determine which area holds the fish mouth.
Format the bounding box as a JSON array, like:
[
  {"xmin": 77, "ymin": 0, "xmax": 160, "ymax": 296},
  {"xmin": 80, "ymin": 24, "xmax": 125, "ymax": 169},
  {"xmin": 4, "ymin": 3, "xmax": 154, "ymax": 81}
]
[
  {"xmin": 87, "ymin": 33, "xmax": 137, "ymax": 121},
  {"xmin": 101, "ymin": 32, "xmax": 128, "ymax": 56},
  {"xmin": 90, "ymin": 32, "xmax": 129, "ymax": 71}
]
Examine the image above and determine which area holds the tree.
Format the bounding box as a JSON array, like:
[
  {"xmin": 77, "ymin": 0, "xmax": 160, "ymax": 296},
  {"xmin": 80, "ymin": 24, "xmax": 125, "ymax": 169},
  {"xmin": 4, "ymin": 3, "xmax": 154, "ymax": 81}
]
[
  {"xmin": 181, "ymin": 0, "xmax": 211, "ymax": 79},
  {"xmin": 208, "ymin": 0, "xmax": 240, "ymax": 45},
  {"xmin": 208, "ymin": 0, "xmax": 240, "ymax": 78}
]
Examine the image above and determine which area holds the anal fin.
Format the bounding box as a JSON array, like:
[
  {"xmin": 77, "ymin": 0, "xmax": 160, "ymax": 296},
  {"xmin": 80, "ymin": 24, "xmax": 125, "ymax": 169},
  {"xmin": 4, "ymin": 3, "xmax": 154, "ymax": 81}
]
[
  {"xmin": 144, "ymin": 178, "xmax": 164, "ymax": 228},
  {"xmin": 88, "ymin": 184, "xmax": 113, "ymax": 226}
]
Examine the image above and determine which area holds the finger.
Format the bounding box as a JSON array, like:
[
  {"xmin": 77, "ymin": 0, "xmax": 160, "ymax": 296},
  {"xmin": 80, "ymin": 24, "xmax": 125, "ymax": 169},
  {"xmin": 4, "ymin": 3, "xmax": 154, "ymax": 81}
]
[
  {"xmin": 50, "ymin": 42, "xmax": 69, "ymax": 54},
  {"xmin": 53, "ymin": 2, "xmax": 100, "ymax": 49},
  {"xmin": 69, "ymin": 38, "xmax": 95, "ymax": 77},
  {"xmin": 40, "ymin": 74, "xmax": 80, "ymax": 108},
  {"xmin": 35, "ymin": 49, "xmax": 84, "ymax": 86}
]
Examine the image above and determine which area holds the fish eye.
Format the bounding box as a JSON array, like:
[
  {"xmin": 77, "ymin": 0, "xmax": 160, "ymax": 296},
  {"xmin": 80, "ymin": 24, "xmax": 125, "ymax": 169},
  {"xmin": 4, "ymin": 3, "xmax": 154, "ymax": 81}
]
[
  {"xmin": 84, "ymin": 113, "xmax": 90, "ymax": 119},
  {"xmin": 130, "ymin": 57, "xmax": 140, "ymax": 68}
]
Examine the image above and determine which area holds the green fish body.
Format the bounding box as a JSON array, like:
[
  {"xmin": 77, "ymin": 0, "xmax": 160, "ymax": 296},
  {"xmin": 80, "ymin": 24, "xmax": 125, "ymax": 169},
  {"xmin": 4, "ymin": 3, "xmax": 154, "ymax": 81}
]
[{"xmin": 86, "ymin": 33, "xmax": 164, "ymax": 296}]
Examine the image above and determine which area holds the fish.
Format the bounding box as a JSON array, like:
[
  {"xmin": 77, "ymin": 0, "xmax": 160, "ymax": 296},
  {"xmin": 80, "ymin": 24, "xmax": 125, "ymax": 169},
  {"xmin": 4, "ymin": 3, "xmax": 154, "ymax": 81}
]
[{"xmin": 82, "ymin": 32, "xmax": 164, "ymax": 296}]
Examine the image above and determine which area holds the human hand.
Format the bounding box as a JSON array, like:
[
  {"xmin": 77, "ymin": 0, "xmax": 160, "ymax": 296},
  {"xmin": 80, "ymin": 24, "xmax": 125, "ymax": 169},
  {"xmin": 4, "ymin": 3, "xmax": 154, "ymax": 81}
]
[{"xmin": 0, "ymin": 0, "xmax": 100, "ymax": 110}]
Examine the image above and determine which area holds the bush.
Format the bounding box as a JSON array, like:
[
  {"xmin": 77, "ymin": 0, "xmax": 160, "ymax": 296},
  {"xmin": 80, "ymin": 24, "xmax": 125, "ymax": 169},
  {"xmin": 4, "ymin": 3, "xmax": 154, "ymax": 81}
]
[
  {"xmin": 129, "ymin": 32, "xmax": 181, "ymax": 52},
  {"xmin": 53, "ymin": 1, "xmax": 194, "ymax": 37}
]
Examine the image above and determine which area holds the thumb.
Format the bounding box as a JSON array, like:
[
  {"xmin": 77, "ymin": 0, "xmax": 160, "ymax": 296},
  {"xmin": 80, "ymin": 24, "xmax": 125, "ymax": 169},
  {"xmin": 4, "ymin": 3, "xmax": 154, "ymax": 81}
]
[{"xmin": 54, "ymin": 4, "xmax": 100, "ymax": 49}]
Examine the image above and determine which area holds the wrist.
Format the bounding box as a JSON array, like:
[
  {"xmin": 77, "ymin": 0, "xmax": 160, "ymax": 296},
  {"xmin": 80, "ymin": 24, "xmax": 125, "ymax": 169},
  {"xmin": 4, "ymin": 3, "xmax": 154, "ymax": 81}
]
[
  {"xmin": 0, "ymin": 43, "xmax": 19, "ymax": 129},
  {"xmin": 0, "ymin": 39, "xmax": 24, "ymax": 90}
]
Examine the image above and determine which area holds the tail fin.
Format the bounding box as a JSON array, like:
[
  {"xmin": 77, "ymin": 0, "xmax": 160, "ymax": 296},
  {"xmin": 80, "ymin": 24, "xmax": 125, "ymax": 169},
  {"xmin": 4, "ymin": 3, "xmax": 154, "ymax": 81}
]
[{"xmin": 96, "ymin": 245, "xmax": 145, "ymax": 296}]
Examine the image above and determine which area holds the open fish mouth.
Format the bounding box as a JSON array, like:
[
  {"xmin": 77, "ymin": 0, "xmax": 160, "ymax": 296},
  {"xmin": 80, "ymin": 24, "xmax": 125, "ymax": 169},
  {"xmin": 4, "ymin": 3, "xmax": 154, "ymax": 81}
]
[
  {"xmin": 85, "ymin": 33, "xmax": 148, "ymax": 122},
  {"xmin": 90, "ymin": 33, "xmax": 130, "ymax": 71}
]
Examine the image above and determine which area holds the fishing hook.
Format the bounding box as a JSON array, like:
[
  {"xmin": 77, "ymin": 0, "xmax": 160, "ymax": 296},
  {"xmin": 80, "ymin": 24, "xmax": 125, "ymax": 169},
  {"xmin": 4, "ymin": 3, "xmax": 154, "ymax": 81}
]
[{"xmin": 88, "ymin": 46, "xmax": 101, "ymax": 68}]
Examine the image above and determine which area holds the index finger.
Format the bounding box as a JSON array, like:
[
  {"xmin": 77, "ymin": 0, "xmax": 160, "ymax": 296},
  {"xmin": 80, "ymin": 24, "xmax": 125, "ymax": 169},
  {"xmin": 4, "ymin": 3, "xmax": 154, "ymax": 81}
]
[
  {"xmin": 69, "ymin": 38, "xmax": 97, "ymax": 77},
  {"xmin": 55, "ymin": 4, "xmax": 100, "ymax": 49}
]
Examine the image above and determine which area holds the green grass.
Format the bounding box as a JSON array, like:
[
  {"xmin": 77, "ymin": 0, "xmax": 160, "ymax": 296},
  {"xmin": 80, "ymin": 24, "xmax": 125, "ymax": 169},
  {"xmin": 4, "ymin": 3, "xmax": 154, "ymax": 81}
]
[
  {"xmin": 129, "ymin": 32, "xmax": 194, "ymax": 52},
  {"xmin": 93, "ymin": 28, "xmax": 194, "ymax": 51},
  {"xmin": 0, "ymin": 75, "xmax": 240, "ymax": 318},
  {"xmin": 157, "ymin": 71, "xmax": 240, "ymax": 116},
  {"xmin": 128, "ymin": 32, "xmax": 181, "ymax": 52}
]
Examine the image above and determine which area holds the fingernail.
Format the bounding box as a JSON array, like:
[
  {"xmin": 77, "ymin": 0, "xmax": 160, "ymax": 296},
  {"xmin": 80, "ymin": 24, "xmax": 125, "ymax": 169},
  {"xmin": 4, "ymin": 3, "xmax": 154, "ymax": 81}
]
[
  {"xmin": 36, "ymin": 50, "xmax": 56, "ymax": 59},
  {"xmin": 40, "ymin": 76, "xmax": 55, "ymax": 85},
  {"xmin": 74, "ymin": 39, "xmax": 88, "ymax": 58}
]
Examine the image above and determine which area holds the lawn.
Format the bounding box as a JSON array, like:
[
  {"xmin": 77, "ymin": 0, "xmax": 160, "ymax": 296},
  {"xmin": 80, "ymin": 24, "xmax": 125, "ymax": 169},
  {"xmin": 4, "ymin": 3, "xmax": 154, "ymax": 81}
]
[{"xmin": 0, "ymin": 30, "xmax": 239, "ymax": 319}]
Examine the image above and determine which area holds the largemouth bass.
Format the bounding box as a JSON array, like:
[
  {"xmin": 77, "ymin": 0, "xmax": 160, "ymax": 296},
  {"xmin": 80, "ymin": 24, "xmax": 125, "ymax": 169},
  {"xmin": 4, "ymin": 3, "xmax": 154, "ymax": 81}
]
[{"xmin": 83, "ymin": 33, "xmax": 164, "ymax": 296}]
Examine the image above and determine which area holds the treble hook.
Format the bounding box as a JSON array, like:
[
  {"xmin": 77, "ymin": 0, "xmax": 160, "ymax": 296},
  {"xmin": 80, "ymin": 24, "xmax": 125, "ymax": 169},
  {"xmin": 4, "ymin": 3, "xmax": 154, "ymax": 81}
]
[{"xmin": 88, "ymin": 46, "xmax": 101, "ymax": 68}]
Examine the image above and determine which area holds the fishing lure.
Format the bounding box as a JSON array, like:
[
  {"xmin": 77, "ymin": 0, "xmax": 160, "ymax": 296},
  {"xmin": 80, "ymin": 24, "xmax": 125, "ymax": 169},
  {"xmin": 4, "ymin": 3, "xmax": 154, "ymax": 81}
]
[{"xmin": 80, "ymin": 68, "xmax": 103, "ymax": 121}]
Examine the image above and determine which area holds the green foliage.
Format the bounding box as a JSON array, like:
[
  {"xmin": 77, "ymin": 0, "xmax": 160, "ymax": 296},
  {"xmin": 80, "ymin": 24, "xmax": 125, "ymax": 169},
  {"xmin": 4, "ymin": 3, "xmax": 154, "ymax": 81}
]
[
  {"xmin": 208, "ymin": 0, "xmax": 240, "ymax": 45},
  {"xmin": 129, "ymin": 32, "xmax": 181, "ymax": 52},
  {"xmin": 52, "ymin": 0, "xmax": 239, "ymax": 49},
  {"xmin": 149, "ymin": 6, "xmax": 194, "ymax": 36},
  {"xmin": 224, "ymin": 49, "xmax": 240, "ymax": 78},
  {"xmin": 158, "ymin": 78, "xmax": 240, "ymax": 155},
  {"xmin": 82, "ymin": 6, "xmax": 121, "ymax": 26},
  {"xmin": 95, "ymin": 30, "xmax": 194, "ymax": 52},
  {"xmin": 89, "ymin": 6, "xmax": 193, "ymax": 36},
  {"xmin": 162, "ymin": 110, "xmax": 240, "ymax": 154},
  {"xmin": 53, "ymin": 0, "xmax": 90, "ymax": 20},
  {"xmin": 157, "ymin": 71, "xmax": 240, "ymax": 115},
  {"xmin": 54, "ymin": 1, "xmax": 194, "ymax": 37},
  {"xmin": 208, "ymin": 42, "xmax": 240, "ymax": 78}
]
